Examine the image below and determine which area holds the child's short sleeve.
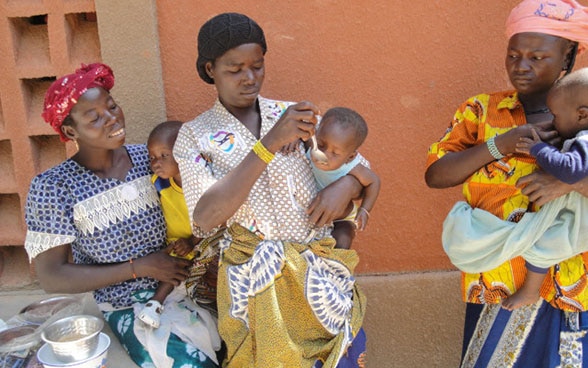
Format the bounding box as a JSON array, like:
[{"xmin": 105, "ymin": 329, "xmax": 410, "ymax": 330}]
[{"xmin": 24, "ymin": 173, "xmax": 76, "ymax": 260}]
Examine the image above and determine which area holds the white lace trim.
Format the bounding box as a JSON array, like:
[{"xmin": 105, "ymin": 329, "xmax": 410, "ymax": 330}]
[
  {"xmin": 25, "ymin": 231, "xmax": 76, "ymax": 261},
  {"xmin": 73, "ymin": 176, "xmax": 159, "ymax": 236}
]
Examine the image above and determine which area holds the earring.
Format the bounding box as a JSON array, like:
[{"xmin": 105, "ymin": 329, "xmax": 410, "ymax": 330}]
[{"xmin": 74, "ymin": 139, "xmax": 79, "ymax": 151}]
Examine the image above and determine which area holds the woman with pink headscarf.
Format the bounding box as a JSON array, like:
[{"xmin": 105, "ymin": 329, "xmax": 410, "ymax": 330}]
[{"xmin": 426, "ymin": 0, "xmax": 588, "ymax": 366}]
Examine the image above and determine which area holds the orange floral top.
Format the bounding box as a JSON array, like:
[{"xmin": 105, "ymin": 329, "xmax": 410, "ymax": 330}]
[{"xmin": 427, "ymin": 90, "xmax": 588, "ymax": 311}]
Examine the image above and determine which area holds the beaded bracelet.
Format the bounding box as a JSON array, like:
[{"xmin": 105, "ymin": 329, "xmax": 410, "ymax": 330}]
[
  {"xmin": 253, "ymin": 140, "xmax": 275, "ymax": 164},
  {"xmin": 486, "ymin": 136, "xmax": 505, "ymax": 160},
  {"xmin": 129, "ymin": 259, "xmax": 137, "ymax": 279}
]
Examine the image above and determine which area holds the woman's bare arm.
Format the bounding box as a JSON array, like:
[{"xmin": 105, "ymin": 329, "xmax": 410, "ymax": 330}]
[
  {"xmin": 426, "ymin": 124, "xmax": 546, "ymax": 188},
  {"xmin": 425, "ymin": 144, "xmax": 497, "ymax": 188},
  {"xmin": 517, "ymin": 170, "xmax": 588, "ymax": 206},
  {"xmin": 34, "ymin": 244, "xmax": 191, "ymax": 293},
  {"xmin": 307, "ymin": 175, "xmax": 364, "ymax": 227},
  {"xmin": 193, "ymin": 102, "xmax": 319, "ymax": 232}
]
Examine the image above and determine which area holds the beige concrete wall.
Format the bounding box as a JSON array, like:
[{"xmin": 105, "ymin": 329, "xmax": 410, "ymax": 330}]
[
  {"xmin": 358, "ymin": 272, "xmax": 464, "ymax": 367},
  {"xmin": 94, "ymin": 0, "xmax": 167, "ymax": 144}
]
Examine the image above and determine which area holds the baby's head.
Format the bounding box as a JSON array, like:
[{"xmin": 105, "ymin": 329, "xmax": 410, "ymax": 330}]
[
  {"xmin": 315, "ymin": 107, "xmax": 368, "ymax": 171},
  {"xmin": 547, "ymin": 67, "xmax": 588, "ymax": 140},
  {"xmin": 147, "ymin": 120, "xmax": 183, "ymax": 181}
]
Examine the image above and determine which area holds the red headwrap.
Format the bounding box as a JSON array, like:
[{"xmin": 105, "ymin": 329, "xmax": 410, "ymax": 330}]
[
  {"xmin": 506, "ymin": 0, "xmax": 588, "ymax": 53},
  {"xmin": 42, "ymin": 63, "xmax": 115, "ymax": 142}
]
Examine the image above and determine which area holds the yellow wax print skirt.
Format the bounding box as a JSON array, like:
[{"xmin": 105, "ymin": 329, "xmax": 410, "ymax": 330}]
[{"xmin": 217, "ymin": 224, "xmax": 366, "ymax": 368}]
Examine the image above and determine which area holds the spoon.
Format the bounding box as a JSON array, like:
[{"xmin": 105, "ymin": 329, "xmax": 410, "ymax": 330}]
[{"xmin": 310, "ymin": 135, "xmax": 328, "ymax": 166}]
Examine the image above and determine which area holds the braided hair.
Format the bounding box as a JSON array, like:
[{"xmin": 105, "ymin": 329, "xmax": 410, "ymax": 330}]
[{"xmin": 196, "ymin": 13, "xmax": 267, "ymax": 84}]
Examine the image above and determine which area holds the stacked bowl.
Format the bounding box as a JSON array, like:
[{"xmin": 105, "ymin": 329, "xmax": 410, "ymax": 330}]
[{"xmin": 37, "ymin": 315, "xmax": 110, "ymax": 368}]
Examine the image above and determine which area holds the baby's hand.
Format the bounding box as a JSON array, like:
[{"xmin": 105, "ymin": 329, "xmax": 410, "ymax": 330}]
[
  {"xmin": 515, "ymin": 128, "xmax": 542, "ymax": 155},
  {"xmin": 354, "ymin": 209, "xmax": 370, "ymax": 231},
  {"xmin": 279, "ymin": 139, "xmax": 302, "ymax": 155},
  {"xmin": 170, "ymin": 238, "xmax": 194, "ymax": 257}
]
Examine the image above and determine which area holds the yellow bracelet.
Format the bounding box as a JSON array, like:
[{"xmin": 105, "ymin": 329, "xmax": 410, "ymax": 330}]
[{"xmin": 252, "ymin": 140, "xmax": 275, "ymax": 164}]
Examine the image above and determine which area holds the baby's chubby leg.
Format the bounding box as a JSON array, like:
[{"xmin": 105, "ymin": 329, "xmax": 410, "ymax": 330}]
[
  {"xmin": 502, "ymin": 264, "xmax": 546, "ymax": 311},
  {"xmin": 332, "ymin": 220, "xmax": 356, "ymax": 249}
]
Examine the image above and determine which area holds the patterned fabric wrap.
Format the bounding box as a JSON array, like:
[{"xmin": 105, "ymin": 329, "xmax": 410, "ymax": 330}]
[
  {"xmin": 506, "ymin": 0, "xmax": 588, "ymax": 53},
  {"xmin": 217, "ymin": 223, "xmax": 366, "ymax": 368},
  {"xmin": 24, "ymin": 145, "xmax": 165, "ymax": 308},
  {"xmin": 42, "ymin": 63, "xmax": 115, "ymax": 141},
  {"xmin": 152, "ymin": 175, "xmax": 220, "ymax": 308},
  {"xmin": 426, "ymin": 91, "xmax": 588, "ymax": 311},
  {"xmin": 461, "ymin": 300, "xmax": 588, "ymax": 367},
  {"xmin": 103, "ymin": 289, "xmax": 219, "ymax": 368}
]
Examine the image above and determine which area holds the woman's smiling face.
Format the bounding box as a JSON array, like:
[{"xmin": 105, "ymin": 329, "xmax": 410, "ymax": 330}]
[{"xmin": 63, "ymin": 87, "xmax": 126, "ymax": 150}]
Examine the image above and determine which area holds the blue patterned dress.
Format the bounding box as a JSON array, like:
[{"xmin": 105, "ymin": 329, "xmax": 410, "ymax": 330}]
[{"xmin": 24, "ymin": 144, "xmax": 219, "ymax": 368}]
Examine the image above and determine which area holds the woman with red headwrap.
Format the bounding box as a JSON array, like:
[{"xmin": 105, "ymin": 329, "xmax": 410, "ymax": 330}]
[
  {"xmin": 24, "ymin": 63, "xmax": 221, "ymax": 368},
  {"xmin": 426, "ymin": 0, "xmax": 588, "ymax": 366}
]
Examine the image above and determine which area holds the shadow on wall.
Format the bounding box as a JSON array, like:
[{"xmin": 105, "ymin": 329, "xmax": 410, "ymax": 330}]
[{"xmin": 0, "ymin": 247, "xmax": 38, "ymax": 291}]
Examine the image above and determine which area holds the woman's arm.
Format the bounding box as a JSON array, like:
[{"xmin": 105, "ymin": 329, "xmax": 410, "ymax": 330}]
[
  {"xmin": 307, "ymin": 175, "xmax": 364, "ymax": 227},
  {"xmin": 193, "ymin": 102, "xmax": 320, "ymax": 232},
  {"xmin": 425, "ymin": 143, "xmax": 498, "ymax": 188},
  {"xmin": 517, "ymin": 170, "xmax": 588, "ymax": 206},
  {"xmin": 34, "ymin": 244, "xmax": 191, "ymax": 293},
  {"xmin": 426, "ymin": 124, "xmax": 545, "ymax": 188}
]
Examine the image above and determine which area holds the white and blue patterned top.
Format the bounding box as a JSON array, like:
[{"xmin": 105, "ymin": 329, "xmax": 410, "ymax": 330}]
[
  {"xmin": 174, "ymin": 97, "xmax": 330, "ymax": 242},
  {"xmin": 24, "ymin": 144, "xmax": 166, "ymax": 308}
]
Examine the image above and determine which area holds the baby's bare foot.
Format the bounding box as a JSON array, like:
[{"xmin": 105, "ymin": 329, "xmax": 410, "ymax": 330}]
[{"xmin": 502, "ymin": 287, "xmax": 540, "ymax": 311}]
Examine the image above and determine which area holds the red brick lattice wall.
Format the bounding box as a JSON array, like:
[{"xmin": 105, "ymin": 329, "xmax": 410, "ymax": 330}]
[{"xmin": 0, "ymin": 0, "xmax": 100, "ymax": 284}]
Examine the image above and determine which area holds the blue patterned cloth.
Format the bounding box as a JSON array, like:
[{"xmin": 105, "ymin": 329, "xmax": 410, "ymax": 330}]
[
  {"xmin": 462, "ymin": 300, "xmax": 588, "ymax": 367},
  {"xmin": 103, "ymin": 289, "xmax": 220, "ymax": 368},
  {"xmin": 24, "ymin": 144, "xmax": 166, "ymax": 308}
]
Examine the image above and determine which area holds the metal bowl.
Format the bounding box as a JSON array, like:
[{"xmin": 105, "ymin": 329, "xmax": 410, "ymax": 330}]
[
  {"xmin": 19, "ymin": 296, "xmax": 83, "ymax": 325},
  {"xmin": 0, "ymin": 325, "xmax": 39, "ymax": 353},
  {"xmin": 37, "ymin": 332, "xmax": 110, "ymax": 368},
  {"xmin": 40, "ymin": 315, "xmax": 104, "ymax": 363}
]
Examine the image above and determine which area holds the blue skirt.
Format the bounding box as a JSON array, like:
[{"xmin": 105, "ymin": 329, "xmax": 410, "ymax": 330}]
[
  {"xmin": 462, "ymin": 300, "xmax": 588, "ymax": 367},
  {"xmin": 313, "ymin": 328, "xmax": 367, "ymax": 368}
]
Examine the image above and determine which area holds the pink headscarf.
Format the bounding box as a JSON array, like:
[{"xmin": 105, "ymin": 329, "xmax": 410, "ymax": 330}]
[
  {"xmin": 42, "ymin": 63, "xmax": 115, "ymax": 142},
  {"xmin": 506, "ymin": 0, "xmax": 588, "ymax": 53}
]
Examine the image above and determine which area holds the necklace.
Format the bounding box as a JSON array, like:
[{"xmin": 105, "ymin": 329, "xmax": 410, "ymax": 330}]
[{"xmin": 526, "ymin": 107, "xmax": 551, "ymax": 115}]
